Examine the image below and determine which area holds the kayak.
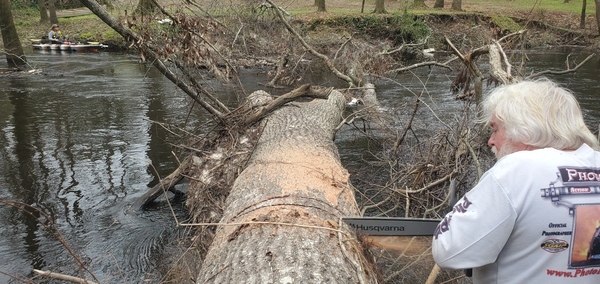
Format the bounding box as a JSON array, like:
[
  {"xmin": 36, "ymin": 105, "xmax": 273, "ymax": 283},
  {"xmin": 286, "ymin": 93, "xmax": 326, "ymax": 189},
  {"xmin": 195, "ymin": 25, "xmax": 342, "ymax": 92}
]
[{"xmin": 30, "ymin": 39, "xmax": 108, "ymax": 52}]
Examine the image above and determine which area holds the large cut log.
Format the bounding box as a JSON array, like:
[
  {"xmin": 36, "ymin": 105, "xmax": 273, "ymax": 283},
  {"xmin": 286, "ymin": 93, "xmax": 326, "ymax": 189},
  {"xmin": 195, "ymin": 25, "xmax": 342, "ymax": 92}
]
[{"xmin": 196, "ymin": 90, "xmax": 379, "ymax": 283}]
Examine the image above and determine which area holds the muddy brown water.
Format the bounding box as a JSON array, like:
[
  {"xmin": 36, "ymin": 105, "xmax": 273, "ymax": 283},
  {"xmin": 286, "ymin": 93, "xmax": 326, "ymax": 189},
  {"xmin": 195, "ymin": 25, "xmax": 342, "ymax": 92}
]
[{"xmin": 0, "ymin": 47, "xmax": 599, "ymax": 283}]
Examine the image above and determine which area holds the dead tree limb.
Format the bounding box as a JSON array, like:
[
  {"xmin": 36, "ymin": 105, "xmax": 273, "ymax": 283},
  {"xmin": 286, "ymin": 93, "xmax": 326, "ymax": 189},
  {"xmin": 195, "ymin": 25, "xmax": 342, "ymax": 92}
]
[
  {"xmin": 243, "ymin": 84, "xmax": 332, "ymax": 125},
  {"xmin": 265, "ymin": 0, "xmax": 357, "ymax": 86},
  {"xmin": 131, "ymin": 155, "xmax": 194, "ymax": 209},
  {"xmin": 33, "ymin": 270, "xmax": 99, "ymax": 284},
  {"xmin": 78, "ymin": 0, "xmax": 228, "ymax": 120},
  {"xmin": 387, "ymin": 61, "xmax": 453, "ymax": 74},
  {"xmin": 525, "ymin": 53, "xmax": 595, "ymax": 79}
]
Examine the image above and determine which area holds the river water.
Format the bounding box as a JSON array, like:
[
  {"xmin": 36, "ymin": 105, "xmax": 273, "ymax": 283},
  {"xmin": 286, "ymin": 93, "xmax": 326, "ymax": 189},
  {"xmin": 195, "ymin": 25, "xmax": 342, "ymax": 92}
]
[{"xmin": 0, "ymin": 48, "xmax": 598, "ymax": 283}]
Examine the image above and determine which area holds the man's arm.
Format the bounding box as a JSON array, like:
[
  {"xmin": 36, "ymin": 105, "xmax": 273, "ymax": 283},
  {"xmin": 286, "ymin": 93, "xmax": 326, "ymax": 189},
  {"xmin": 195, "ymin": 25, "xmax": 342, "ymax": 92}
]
[{"xmin": 432, "ymin": 171, "xmax": 517, "ymax": 269}]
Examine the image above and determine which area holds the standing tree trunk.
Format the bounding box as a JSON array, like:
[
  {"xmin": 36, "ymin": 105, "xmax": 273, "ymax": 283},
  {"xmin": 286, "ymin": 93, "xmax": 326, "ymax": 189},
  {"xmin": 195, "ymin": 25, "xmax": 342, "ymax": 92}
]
[
  {"xmin": 596, "ymin": 0, "xmax": 600, "ymax": 34},
  {"xmin": 47, "ymin": 0, "xmax": 58, "ymax": 24},
  {"xmin": 374, "ymin": 0, "xmax": 386, "ymax": 13},
  {"xmin": 196, "ymin": 90, "xmax": 379, "ymax": 283},
  {"xmin": 451, "ymin": 0, "xmax": 462, "ymax": 11},
  {"xmin": 434, "ymin": 0, "xmax": 444, "ymax": 8},
  {"xmin": 316, "ymin": 0, "xmax": 326, "ymax": 12},
  {"xmin": 0, "ymin": 0, "xmax": 27, "ymax": 67},
  {"xmin": 39, "ymin": 0, "xmax": 49, "ymax": 24},
  {"xmin": 580, "ymin": 0, "xmax": 587, "ymax": 28}
]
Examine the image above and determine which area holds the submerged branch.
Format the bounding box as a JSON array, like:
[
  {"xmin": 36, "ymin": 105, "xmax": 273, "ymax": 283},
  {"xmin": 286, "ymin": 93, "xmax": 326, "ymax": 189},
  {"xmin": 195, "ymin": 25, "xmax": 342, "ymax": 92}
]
[{"xmin": 33, "ymin": 270, "xmax": 99, "ymax": 284}]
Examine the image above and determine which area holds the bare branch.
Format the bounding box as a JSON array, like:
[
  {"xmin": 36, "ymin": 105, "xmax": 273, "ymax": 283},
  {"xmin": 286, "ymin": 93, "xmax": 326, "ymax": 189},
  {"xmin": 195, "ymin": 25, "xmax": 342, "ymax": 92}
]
[
  {"xmin": 243, "ymin": 85, "xmax": 332, "ymax": 125},
  {"xmin": 264, "ymin": 0, "xmax": 357, "ymax": 86},
  {"xmin": 78, "ymin": 0, "xmax": 228, "ymax": 120},
  {"xmin": 33, "ymin": 270, "xmax": 99, "ymax": 284},
  {"xmin": 525, "ymin": 54, "xmax": 595, "ymax": 79},
  {"xmin": 387, "ymin": 61, "xmax": 453, "ymax": 74}
]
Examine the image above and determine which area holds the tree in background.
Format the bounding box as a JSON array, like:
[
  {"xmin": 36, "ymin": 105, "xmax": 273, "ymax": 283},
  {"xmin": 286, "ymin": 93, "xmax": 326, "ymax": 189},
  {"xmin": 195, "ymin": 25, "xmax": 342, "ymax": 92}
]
[
  {"xmin": 0, "ymin": 0, "xmax": 27, "ymax": 67},
  {"xmin": 580, "ymin": 0, "xmax": 587, "ymax": 28},
  {"xmin": 433, "ymin": 0, "xmax": 463, "ymax": 11},
  {"xmin": 38, "ymin": 0, "xmax": 49, "ymax": 24},
  {"xmin": 374, "ymin": 0, "xmax": 386, "ymax": 13},
  {"xmin": 47, "ymin": 0, "xmax": 58, "ymax": 24},
  {"xmin": 596, "ymin": 0, "xmax": 600, "ymax": 33},
  {"xmin": 315, "ymin": 0, "xmax": 326, "ymax": 12},
  {"xmin": 451, "ymin": 0, "xmax": 462, "ymax": 11}
]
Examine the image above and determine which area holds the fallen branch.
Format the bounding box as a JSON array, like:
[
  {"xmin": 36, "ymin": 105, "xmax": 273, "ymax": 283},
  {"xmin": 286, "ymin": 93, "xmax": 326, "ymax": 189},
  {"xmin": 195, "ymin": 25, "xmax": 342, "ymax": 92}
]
[
  {"xmin": 130, "ymin": 154, "xmax": 197, "ymax": 209},
  {"xmin": 33, "ymin": 269, "xmax": 99, "ymax": 284},
  {"xmin": 243, "ymin": 84, "xmax": 332, "ymax": 125},
  {"xmin": 387, "ymin": 61, "xmax": 453, "ymax": 74},
  {"xmin": 525, "ymin": 53, "xmax": 595, "ymax": 79},
  {"xmin": 0, "ymin": 200, "xmax": 98, "ymax": 282}
]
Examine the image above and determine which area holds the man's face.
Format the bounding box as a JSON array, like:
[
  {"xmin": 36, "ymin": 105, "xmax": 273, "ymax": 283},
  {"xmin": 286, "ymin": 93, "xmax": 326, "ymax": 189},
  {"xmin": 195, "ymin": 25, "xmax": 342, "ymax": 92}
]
[{"xmin": 488, "ymin": 115, "xmax": 529, "ymax": 159}]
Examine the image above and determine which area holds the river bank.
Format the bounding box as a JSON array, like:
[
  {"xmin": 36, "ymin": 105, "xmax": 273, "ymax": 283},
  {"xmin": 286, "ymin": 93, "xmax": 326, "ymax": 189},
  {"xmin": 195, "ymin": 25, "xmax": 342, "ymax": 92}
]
[{"xmin": 10, "ymin": 0, "xmax": 600, "ymax": 54}]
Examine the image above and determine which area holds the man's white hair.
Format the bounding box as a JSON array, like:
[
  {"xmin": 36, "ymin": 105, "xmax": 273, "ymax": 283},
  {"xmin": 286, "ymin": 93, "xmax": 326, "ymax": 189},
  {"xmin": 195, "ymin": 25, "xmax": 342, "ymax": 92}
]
[{"xmin": 480, "ymin": 78, "xmax": 600, "ymax": 150}]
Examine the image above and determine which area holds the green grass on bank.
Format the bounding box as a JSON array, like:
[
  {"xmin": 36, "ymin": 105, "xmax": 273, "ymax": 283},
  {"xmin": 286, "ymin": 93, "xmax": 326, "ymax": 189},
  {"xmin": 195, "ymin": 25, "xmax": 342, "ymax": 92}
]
[{"xmin": 6, "ymin": 0, "xmax": 596, "ymax": 48}]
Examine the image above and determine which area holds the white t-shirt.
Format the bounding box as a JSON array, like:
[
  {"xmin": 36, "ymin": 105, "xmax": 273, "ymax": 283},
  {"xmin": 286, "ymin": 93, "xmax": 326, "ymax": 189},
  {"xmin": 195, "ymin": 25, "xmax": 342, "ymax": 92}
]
[{"xmin": 432, "ymin": 144, "xmax": 600, "ymax": 283}]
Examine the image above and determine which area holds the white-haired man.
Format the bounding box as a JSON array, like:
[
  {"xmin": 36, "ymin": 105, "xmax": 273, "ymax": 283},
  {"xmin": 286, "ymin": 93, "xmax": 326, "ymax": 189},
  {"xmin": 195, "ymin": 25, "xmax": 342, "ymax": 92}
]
[{"xmin": 432, "ymin": 78, "xmax": 600, "ymax": 283}]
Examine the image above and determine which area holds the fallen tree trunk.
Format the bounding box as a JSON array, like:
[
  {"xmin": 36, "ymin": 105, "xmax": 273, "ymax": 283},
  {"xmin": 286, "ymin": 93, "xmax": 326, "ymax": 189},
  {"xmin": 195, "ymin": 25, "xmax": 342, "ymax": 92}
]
[{"xmin": 196, "ymin": 90, "xmax": 380, "ymax": 283}]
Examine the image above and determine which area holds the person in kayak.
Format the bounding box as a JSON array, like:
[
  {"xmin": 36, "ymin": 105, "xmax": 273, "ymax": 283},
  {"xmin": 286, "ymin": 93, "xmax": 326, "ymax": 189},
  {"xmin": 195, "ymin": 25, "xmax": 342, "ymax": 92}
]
[{"xmin": 48, "ymin": 24, "xmax": 65, "ymax": 43}]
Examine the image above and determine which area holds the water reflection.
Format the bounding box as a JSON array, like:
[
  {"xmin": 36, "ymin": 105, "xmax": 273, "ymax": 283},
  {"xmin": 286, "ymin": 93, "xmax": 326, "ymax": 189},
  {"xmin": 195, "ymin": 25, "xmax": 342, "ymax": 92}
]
[{"xmin": 0, "ymin": 52, "xmax": 193, "ymax": 283}]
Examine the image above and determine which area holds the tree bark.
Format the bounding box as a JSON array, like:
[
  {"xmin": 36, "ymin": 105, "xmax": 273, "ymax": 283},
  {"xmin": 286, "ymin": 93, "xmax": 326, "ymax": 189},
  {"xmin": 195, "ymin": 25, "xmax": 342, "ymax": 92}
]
[
  {"xmin": 39, "ymin": 0, "xmax": 49, "ymax": 24},
  {"xmin": 374, "ymin": 0, "xmax": 386, "ymax": 13},
  {"xmin": 580, "ymin": 0, "xmax": 587, "ymax": 28},
  {"xmin": 196, "ymin": 90, "xmax": 379, "ymax": 283},
  {"xmin": 451, "ymin": 0, "xmax": 462, "ymax": 11},
  {"xmin": 595, "ymin": 0, "xmax": 600, "ymax": 34},
  {"xmin": 316, "ymin": 0, "xmax": 326, "ymax": 12},
  {"xmin": 48, "ymin": 0, "xmax": 58, "ymax": 24},
  {"xmin": 0, "ymin": 0, "xmax": 27, "ymax": 67}
]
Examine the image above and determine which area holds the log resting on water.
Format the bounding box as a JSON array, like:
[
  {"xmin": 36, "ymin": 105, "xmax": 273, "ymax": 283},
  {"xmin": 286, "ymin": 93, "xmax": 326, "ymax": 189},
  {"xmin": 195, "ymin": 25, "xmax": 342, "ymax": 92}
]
[{"xmin": 196, "ymin": 90, "xmax": 380, "ymax": 283}]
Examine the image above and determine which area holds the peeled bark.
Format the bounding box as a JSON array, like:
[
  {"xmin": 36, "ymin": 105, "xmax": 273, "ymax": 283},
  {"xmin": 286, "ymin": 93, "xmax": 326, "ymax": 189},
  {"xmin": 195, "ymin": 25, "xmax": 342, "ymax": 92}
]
[{"xmin": 196, "ymin": 90, "xmax": 379, "ymax": 283}]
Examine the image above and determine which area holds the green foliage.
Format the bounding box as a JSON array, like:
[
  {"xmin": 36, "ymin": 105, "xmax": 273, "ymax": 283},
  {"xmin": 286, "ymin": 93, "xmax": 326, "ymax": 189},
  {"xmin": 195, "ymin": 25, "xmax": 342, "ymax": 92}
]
[
  {"xmin": 312, "ymin": 12, "xmax": 430, "ymax": 45},
  {"xmin": 490, "ymin": 14, "xmax": 522, "ymax": 33},
  {"xmin": 9, "ymin": 0, "xmax": 33, "ymax": 9},
  {"xmin": 102, "ymin": 29, "xmax": 121, "ymax": 41},
  {"xmin": 468, "ymin": 0, "xmax": 595, "ymax": 15},
  {"xmin": 14, "ymin": 20, "xmax": 32, "ymax": 27},
  {"xmin": 78, "ymin": 32, "xmax": 95, "ymax": 41}
]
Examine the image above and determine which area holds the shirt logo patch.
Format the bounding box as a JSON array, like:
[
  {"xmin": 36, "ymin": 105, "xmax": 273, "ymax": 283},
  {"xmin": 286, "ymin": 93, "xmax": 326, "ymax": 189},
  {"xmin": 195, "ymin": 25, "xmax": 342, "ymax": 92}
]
[{"xmin": 541, "ymin": 239, "xmax": 569, "ymax": 253}]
